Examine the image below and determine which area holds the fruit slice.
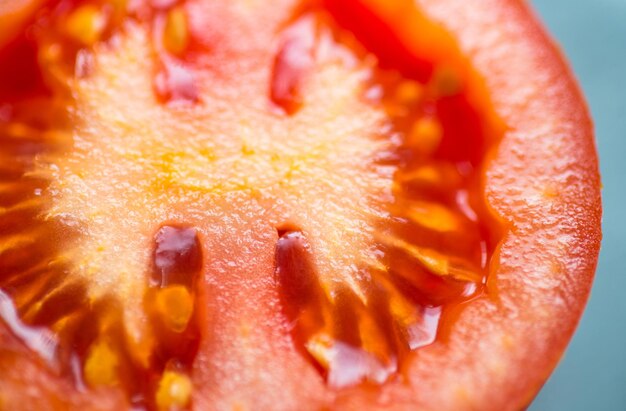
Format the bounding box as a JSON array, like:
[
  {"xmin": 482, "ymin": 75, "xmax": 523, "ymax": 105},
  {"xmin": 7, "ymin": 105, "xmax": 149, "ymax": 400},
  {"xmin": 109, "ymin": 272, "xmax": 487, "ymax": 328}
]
[{"xmin": 0, "ymin": 0, "xmax": 601, "ymax": 410}]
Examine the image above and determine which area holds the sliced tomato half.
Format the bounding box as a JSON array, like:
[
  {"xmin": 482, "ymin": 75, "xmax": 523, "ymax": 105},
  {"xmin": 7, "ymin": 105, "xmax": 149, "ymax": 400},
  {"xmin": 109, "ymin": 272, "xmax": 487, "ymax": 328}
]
[{"xmin": 0, "ymin": 0, "xmax": 601, "ymax": 410}]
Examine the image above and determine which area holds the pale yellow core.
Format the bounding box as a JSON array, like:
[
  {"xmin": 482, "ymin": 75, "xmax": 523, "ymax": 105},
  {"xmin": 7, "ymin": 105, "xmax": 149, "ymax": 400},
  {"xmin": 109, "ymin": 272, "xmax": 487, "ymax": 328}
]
[{"xmin": 40, "ymin": 19, "xmax": 394, "ymax": 348}]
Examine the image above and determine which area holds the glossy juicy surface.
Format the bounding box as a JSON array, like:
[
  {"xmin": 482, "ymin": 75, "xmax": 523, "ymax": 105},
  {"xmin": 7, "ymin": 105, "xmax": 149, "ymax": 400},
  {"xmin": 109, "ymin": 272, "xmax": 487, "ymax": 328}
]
[{"xmin": 0, "ymin": 0, "xmax": 600, "ymax": 410}]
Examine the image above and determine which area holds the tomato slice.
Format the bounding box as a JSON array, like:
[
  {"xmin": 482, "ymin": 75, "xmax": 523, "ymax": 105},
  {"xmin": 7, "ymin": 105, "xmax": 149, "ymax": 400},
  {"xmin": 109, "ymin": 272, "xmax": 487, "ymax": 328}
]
[{"xmin": 0, "ymin": 0, "xmax": 600, "ymax": 410}]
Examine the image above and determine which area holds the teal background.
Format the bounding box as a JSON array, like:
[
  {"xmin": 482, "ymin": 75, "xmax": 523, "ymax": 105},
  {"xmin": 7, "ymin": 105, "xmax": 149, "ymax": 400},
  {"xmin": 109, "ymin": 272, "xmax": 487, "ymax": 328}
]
[{"xmin": 529, "ymin": 0, "xmax": 626, "ymax": 410}]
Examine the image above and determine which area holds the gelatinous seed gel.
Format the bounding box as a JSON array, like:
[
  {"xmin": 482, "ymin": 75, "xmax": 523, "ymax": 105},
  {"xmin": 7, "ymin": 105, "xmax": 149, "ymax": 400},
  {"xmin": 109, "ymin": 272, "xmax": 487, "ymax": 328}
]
[{"xmin": 0, "ymin": 0, "xmax": 503, "ymax": 409}]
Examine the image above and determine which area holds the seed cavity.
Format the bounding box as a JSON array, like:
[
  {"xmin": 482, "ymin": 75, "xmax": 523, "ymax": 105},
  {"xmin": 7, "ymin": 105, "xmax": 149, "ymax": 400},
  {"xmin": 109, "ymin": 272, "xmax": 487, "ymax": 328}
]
[
  {"xmin": 275, "ymin": 229, "xmax": 448, "ymax": 388},
  {"xmin": 275, "ymin": 231, "xmax": 326, "ymax": 339},
  {"xmin": 270, "ymin": 15, "xmax": 317, "ymax": 115},
  {"xmin": 154, "ymin": 59, "xmax": 199, "ymax": 104},
  {"xmin": 152, "ymin": 225, "xmax": 202, "ymax": 288},
  {"xmin": 142, "ymin": 224, "xmax": 202, "ymax": 408},
  {"xmin": 275, "ymin": 230, "xmax": 396, "ymax": 388}
]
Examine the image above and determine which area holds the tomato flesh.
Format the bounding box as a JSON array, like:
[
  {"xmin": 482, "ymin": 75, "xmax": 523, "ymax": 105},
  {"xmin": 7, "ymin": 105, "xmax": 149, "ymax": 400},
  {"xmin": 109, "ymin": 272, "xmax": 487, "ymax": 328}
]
[{"xmin": 0, "ymin": 0, "xmax": 600, "ymax": 410}]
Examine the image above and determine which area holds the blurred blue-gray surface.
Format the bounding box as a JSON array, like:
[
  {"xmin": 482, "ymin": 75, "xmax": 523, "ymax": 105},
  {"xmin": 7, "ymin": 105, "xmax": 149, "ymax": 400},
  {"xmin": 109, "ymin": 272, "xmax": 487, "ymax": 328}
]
[{"xmin": 529, "ymin": 0, "xmax": 626, "ymax": 410}]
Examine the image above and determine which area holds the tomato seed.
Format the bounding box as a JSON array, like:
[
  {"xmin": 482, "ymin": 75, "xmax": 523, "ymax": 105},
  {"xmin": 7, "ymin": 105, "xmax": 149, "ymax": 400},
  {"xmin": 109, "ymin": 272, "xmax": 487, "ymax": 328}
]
[
  {"xmin": 163, "ymin": 7, "xmax": 190, "ymax": 56},
  {"xmin": 83, "ymin": 339, "xmax": 120, "ymax": 387},
  {"xmin": 156, "ymin": 370, "xmax": 193, "ymax": 410}
]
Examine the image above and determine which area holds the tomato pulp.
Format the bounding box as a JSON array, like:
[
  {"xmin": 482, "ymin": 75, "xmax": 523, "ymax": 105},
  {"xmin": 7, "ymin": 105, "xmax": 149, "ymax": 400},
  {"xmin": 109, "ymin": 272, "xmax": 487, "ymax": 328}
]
[{"xmin": 0, "ymin": 0, "xmax": 601, "ymax": 410}]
